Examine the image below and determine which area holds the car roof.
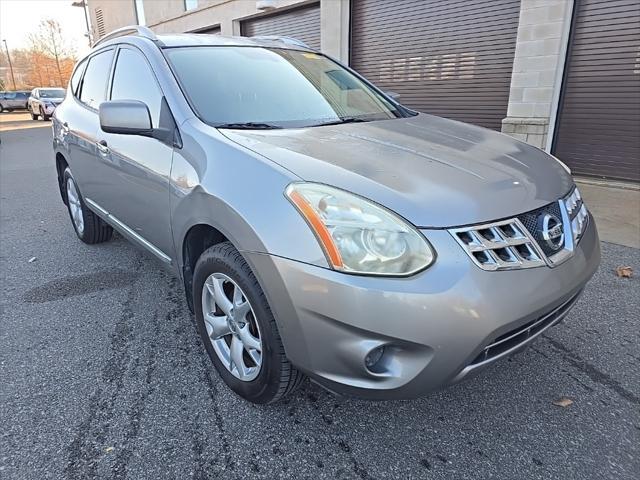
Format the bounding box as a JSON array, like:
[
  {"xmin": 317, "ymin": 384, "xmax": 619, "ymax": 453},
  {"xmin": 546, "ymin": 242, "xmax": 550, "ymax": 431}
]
[
  {"xmin": 95, "ymin": 32, "xmax": 314, "ymax": 53},
  {"xmin": 159, "ymin": 33, "xmax": 311, "ymax": 50}
]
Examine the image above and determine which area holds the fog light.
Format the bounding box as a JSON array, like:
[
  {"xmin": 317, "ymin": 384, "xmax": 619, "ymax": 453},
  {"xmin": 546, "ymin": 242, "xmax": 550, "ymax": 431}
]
[{"xmin": 364, "ymin": 346, "xmax": 385, "ymax": 370}]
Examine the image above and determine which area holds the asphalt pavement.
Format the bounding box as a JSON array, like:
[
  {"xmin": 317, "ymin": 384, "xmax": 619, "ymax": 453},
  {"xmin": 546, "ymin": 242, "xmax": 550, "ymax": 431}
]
[{"xmin": 1, "ymin": 113, "xmax": 639, "ymax": 480}]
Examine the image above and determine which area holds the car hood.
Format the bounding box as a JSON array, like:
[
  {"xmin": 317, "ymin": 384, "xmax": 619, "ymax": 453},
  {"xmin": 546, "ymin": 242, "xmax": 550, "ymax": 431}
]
[{"xmin": 221, "ymin": 113, "xmax": 574, "ymax": 227}]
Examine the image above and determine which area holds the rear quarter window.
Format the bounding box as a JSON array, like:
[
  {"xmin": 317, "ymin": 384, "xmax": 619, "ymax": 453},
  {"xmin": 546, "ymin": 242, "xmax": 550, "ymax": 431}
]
[{"xmin": 70, "ymin": 59, "xmax": 88, "ymax": 98}]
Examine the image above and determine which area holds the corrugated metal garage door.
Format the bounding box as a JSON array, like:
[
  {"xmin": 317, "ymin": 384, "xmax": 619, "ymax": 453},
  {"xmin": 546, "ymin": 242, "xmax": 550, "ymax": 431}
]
[
  {"xmin": 191, "ymin": 25, "xmax": 221, "ymax": 34},
  {"xmin": 553, "ymin": 0, "xmax": 640, "ymax": 182},
  {"xmin": 350, "ymin": 0, "xmax": 521, "ymax": 130},
  {"xmin": 241, "ymin": 3, "xmax": 321, "ymax": 51}
]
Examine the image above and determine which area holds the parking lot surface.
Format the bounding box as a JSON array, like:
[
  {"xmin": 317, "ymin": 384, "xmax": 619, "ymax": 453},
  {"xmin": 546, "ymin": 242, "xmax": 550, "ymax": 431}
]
[{"xmin": 1, "ymin": 115, "xmax": 639, "ymax": 479}]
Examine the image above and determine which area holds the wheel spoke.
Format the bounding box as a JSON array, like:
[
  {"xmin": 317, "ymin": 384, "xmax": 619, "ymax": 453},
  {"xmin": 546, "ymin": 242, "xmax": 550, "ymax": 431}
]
[
  {"xmin": 232, "ymin": 285, "xmax": 243, "ymax": 306},
  {"xmin": 208, "ymin": 277, "xmax": 232, "ymax": 315},
  {"xmin": 237, "ymin": 324, "xmax": 261, "ymax": 352},
  {"xmin": 230, "ymin": 335, "xmax": 246, "ymax": 378},
  {"xmin": 203, "ymin": 311, "xmax": 231, "ymax": 339},
  {"xmin": 234, "ymin": 301, "xmax": 251, "ymax": 321}
]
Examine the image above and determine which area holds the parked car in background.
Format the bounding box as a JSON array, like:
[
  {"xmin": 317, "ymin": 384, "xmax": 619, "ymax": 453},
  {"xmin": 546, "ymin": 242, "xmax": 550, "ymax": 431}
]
[
  {"xmin": 0, "ymin": 91, "xmax": 30, "ymax": 112},
  {"xmin": 52, "ymin": 28, "xmax": 600, "ymax": 404},
  {"xmin": 28, "ymin": 88, "xmax": 66, "ymax": 121}
]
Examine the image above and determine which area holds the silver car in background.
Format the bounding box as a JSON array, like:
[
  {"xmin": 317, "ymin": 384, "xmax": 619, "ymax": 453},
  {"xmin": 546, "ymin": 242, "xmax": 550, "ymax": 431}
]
[
  {"xmin": 0, "ymin": 91, "xmax": 30, "ymax": 112},
  {"xmin": 29, "ymin": 87, "xmax": 66, "ymax": 121},
  {"xmin": 52, "ymin": 27, "xmax": 600, "ymax": 404}
]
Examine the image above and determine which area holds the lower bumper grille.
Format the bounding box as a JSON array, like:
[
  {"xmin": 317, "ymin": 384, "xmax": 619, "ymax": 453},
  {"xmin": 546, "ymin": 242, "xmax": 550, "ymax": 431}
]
[{"xmin": 469, "ymin": 290, "xmax": 583, "ymax": 367}]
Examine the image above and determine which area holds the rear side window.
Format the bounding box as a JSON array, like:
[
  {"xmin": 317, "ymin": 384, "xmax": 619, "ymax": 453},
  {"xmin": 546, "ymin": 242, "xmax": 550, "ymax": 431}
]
[
  {"xmin": 70, "ymin": 59, "xmax": 87, "ymax": 97},
  {"xmin": 110, "ymin": 48, "xmax": 162, "ymax": 127},
  {"xmin": 79, "ymin": 49, "xmax": 114, "ymax": 109}
]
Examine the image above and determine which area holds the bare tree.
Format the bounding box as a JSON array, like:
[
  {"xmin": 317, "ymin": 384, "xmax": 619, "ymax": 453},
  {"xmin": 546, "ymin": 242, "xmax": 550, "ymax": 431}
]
[{"xmin": 28, "ymin": 19, "xmax": 76, "ymax": 86}]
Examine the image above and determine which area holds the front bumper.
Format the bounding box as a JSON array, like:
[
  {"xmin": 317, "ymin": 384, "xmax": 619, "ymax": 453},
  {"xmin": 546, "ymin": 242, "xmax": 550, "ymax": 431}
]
[
  {"xmin": 43, "ymin": 104, "xmax": 57, "ymax": 115},
  {"xmin": 245, "ymin": 215, "xmax": 600, "ymax": 400}
]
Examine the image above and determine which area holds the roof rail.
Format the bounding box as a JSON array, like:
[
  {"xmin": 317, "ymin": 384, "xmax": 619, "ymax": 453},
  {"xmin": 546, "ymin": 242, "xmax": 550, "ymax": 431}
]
[
  {"xmin": 250, "ymin": 35, "xmax": 310, "ymax": 49},
  {"xmin": 93, "ymin": 25, "xmax": 161, "ymax": 47}
]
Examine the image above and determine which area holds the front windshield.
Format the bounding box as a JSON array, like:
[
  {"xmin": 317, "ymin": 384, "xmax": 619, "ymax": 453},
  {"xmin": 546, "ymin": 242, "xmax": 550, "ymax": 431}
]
[
  {"xmin": 40, "ymin": 89, "xmax": 65, "ymax": 98},
  {"xmin": 164, "ymin": 46, "xmax": 402, "ymax": 128}
]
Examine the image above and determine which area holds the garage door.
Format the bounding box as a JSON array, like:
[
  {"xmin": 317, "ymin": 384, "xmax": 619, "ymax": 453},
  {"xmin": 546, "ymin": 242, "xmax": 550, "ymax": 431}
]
[
  {"xmin": 553, "ymin": 0, "xmax": 640, "ymax": 182},
  {"xmin": 191, "ymin": 25, "xmax": 221, "ymax": 34},
  {"xmin": 350, "ymin": 0, "xmax": 521, "ymax": 130},
  {"xmin": 241, "ymin": 3, "xmax": 321, "ymax": 51}
]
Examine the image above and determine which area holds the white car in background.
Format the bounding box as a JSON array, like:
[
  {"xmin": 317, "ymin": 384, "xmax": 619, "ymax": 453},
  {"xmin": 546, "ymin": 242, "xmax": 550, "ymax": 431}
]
[{"xmin": 28, "ymin": 88, "xmax": 66, "ymax": 121}]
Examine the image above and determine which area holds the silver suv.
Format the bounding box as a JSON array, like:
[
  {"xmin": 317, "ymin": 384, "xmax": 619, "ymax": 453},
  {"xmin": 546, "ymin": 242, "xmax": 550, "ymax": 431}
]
[{"xmin": 52, "ymin": 27, "xmax": 600, "ymax": 404}]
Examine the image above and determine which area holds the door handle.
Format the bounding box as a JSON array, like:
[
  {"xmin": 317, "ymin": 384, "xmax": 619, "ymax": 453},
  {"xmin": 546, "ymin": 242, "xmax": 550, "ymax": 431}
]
[{"xmin": 96, "ymin": 140, "xmax": 109, "ymax": 154}]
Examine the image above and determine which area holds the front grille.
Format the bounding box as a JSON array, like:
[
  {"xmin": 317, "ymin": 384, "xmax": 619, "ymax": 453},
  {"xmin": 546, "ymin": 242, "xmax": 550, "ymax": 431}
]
[
  {"xmin": 450, "ymin": 189, "xmax": 589, "ymax": 270},
  {"xmin": 517, "ymin": 201, "xmax": 564, "ymax": 257},
  {"xmin": 450, "ymin": 218, "xmax": 546, "ymax": 271},
  {"xmin": 468, "ymin": 290, "xmax": 582, "ymax": 367}
]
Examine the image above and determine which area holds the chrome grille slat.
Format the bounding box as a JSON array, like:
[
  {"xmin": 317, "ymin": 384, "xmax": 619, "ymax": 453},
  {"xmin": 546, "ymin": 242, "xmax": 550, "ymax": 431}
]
[{"xmin": 449, "ymin": 218, "xmax": 546, "ymax": 271}]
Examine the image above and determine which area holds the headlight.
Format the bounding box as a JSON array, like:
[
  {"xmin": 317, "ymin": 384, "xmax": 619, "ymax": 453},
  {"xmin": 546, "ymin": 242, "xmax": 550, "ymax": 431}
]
[
  {"xmin": 285, "ymin": 183, "xmax": 435, "ymax": 275},
  {"xmin": 563, "ymin": 186, "xmax": 588, "ymax": 241}
]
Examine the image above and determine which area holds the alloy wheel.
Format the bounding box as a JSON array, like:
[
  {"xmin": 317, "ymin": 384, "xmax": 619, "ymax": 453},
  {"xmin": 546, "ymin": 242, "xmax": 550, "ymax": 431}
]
[
  {"xmin": 201, "ymin": 273, "xmax": 263, "ymax": 381},
  {"xmin": 66, "ymin": 178, "xmax": 84, "ymax": 235}
]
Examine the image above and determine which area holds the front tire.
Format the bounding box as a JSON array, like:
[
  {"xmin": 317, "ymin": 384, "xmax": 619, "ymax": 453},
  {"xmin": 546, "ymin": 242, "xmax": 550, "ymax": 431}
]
[
  {"xmin": 40, "ymin": 107, "xmax": 50, "ymax": 121},
  {"xmin": 30, "ymin": 107, "xmax": 38, "ymax": 120},
  {"xmin": 63, "ymin": 168, "xmax": 113, "ymax": 244},
  {"xmin": 193, "ymin": 242, "xmax": 305, "ymax": 404}
]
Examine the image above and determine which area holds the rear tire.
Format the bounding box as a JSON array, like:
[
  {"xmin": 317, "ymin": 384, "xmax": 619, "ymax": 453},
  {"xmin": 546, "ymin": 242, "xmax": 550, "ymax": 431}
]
[
  {"xmin": 63, "ymin": 168, "xmax": 113, "ymax": 244},
  {"xmin": 193, "ymin": 242, "xmax": 305, "ymax": 404}
]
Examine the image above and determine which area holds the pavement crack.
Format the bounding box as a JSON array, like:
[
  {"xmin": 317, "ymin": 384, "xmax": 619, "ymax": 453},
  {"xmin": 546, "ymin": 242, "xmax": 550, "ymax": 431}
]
[
  {"xmin": 184, "ymin": 280, "xmax": 234, "ymax": 477},
  {"xmin": 64, "ymin": 258, "xmax": 142, "ymax": 480},
  {"xmin": 543, "ymin": 334, "xmax": 640, "ymax": 405},
  {"xmin": 109, "ymin": 322, "xmax": 159, "ymax": 480}
]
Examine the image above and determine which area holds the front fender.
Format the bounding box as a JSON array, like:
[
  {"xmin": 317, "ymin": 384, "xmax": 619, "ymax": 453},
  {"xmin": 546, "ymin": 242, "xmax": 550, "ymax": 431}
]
[{"xmin": 170, "ymin": 120, "xmax": 330, "ymax": 277}]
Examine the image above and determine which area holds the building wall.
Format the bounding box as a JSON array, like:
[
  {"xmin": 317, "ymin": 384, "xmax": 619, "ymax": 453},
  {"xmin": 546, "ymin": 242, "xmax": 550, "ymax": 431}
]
[
  {"xmin": 87, "ymin": 0, "xmax": 137, "ymax": 40},
  {"xmin": 146, "ymin": 0, "xmax": 319, "ymax": 37}
]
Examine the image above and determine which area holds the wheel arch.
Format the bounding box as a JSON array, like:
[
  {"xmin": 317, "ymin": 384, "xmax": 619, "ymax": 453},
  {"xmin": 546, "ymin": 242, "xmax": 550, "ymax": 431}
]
[
  {"xmin": 55, "ymin": 152, "xmax": 69, "ymax": 205},
  {"xmin": 181, "ymin": 223, "xmax": 230, "ymax": 312}
]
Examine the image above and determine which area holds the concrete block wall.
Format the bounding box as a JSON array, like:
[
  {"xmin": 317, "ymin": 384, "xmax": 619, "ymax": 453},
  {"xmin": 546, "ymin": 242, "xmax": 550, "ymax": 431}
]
[{"xmin": 501, "ymin": 0, "xmax": 574, "ymax": 151}]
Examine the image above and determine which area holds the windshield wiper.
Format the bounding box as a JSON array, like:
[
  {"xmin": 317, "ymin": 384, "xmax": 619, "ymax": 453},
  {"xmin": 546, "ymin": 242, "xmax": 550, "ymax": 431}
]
[
  {"xmin": 215, "ymin": 122, "xmax": 283, "ymax": 130},
  {"xmin": 313, "ymin": 117, "xmax": 369, "ymax": 127}
]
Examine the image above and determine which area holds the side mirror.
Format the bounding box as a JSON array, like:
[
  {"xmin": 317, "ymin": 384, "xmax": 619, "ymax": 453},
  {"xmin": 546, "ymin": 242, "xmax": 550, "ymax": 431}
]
[{"xmin": 99, "ymin": 100, "xmax": 152, "ymax": 135}]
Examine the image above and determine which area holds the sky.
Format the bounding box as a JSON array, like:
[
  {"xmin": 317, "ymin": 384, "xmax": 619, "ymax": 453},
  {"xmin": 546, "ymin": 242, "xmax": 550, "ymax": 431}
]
[{"xmin": 0, "ymin": 0, "xmax": 91, "ymax": 56}]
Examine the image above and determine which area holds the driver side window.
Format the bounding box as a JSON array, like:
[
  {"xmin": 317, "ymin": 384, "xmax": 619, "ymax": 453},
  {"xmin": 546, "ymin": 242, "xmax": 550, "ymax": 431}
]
[{"xmin": 110, "ymin": 47, "xmax": 163, "ymax": 128}]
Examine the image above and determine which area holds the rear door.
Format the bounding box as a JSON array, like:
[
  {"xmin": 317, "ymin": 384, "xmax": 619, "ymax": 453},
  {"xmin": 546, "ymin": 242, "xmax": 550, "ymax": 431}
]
[
  {"xmin": 66, "ymin": 48, "xmax": 115, "ymax": 204},
  {"xmin": 96, "ymin": 45, "xmax": 175, "ymax": 259}
]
